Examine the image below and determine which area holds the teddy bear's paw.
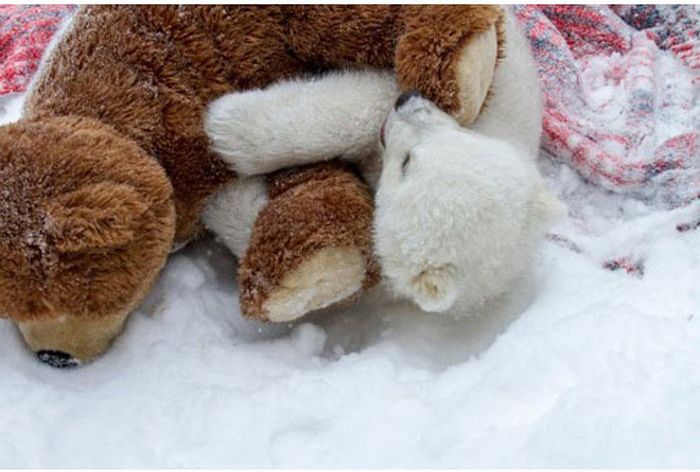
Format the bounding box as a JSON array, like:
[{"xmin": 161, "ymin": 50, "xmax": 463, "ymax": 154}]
[
  {"xmin": 257, "ymin": 247, "xmax": 366, "ymax": 322},
  {"xmin": 454, "ymin": 25, "xmax": 499, "ymax": 125}
]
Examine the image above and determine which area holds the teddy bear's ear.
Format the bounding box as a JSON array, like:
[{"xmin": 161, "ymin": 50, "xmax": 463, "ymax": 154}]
[{"xmin": 45, "ymin": 182, "xmax": 149, "ymax": 252}]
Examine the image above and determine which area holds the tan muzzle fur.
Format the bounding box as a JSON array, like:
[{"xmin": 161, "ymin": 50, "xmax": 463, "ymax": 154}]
[{"xmin": 18, "ymin": 312, "xmax": 129, "ymax": 365}]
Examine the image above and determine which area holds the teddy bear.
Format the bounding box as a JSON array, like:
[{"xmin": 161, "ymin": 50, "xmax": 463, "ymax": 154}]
[{"xmin": 0, "ymin": 5, "xmax": 504, "ymax": 367}]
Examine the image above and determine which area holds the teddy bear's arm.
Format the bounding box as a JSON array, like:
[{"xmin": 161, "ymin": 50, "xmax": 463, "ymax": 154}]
[
  {"xmin": 395, "ymin": 5, "xmax": 504, "ymax": 125},
  {"xmin": 283, "ymin": 5, "xmax": 503, "ymax": 126},
  {"xmin": 205, "ymin": 69, "xmax": 398, "ymax": 178}
]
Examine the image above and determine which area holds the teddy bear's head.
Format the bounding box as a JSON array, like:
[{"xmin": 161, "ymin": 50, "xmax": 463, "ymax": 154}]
[{"xmin": 0, "ymin": 116, "xmax": 176, "ymax": 364}]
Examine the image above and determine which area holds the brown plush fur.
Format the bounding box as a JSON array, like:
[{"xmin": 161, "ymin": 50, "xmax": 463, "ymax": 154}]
[
  {"xmin": 287, "ymin": 5, "xmax": 504, "ymax": 115},
  {"xmin": 397, "ymin": 5, "xmax": 505, "ymax": 115},
  {"xmin": 240, "ymin": 162, "xmax": 379, "ymax": 320},
  {"xmin": 0, "ymin": 5, "xmax": 503, "ymax": 360},
  {"xmin": 0, "ymin": 116, "xmax": 175, "ymax": 322}
]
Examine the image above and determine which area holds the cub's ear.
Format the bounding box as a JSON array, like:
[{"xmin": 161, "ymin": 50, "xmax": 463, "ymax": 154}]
[
  {"xmin": 46, "ymin": 182, "xmax": 148, "ymax": 252},
  {"xmin": 410, "ymin": 264, "xmax": 460, "ymax": 313}
]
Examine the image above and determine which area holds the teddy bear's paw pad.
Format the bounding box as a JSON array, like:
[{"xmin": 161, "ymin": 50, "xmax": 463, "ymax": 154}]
[
  {"xmin": 36, "ymin": 350, "xmax": 81, "ymax": 369},
  {"xmin": 408, "ymin": 264, "xmax": 460, "ymax": 313},
  {"xmin": 455, "ymin": 25, "xmax": 498, "ymax": 125},
  {"xmin": 263, "ymin": 247, "xmax": 365, "ymax": 323}
]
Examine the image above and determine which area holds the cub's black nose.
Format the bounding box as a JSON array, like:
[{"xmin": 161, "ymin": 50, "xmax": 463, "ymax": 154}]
[
  {"xmin": 37, "ymin": 350, "xmax": 80, "ymax": 369},
  {"xmin": 395, "ymin": 90, "xmax": 422, "ymax": 110}
]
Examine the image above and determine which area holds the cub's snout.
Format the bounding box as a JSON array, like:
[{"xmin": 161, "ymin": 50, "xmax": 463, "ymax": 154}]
[{"xmin": 394, "ymin": 90, "xmax": 422, "ymax": 110}]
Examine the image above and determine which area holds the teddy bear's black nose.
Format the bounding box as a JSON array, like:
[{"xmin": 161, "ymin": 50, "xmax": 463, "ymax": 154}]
[
  {"xmin": 395, "ymin": 90, "xmax": 422, "ymax": 110},
  {"xmin": 37, "ymin": 350, "xmax": 80, "ymax": 369}
]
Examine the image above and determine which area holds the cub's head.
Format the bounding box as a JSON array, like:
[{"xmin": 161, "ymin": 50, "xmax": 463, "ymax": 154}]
[
  {"xmin": 0, "ymin": 116, "xmax": 175, "ymax": 363},
  {"xmin": 374, "ymin": 92, "xmax": 564, "ymax": 313}
]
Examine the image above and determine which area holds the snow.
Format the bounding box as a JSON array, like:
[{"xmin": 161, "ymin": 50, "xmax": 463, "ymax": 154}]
[{"xmin": 0, "ymin": 91, "xmax": 699, "ymax": 468}]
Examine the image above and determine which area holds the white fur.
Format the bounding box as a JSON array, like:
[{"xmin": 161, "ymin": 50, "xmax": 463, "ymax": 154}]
[
  {"xmin": 472, "ymin": 10, "xmax": 543, "ymax": 159},
  {"xmin": 375, "ymin": 96, "xmax": 563, "ymax": 313},
  {"xmin": 205, "ymin": 68, "xmax": 398, "ymax": 178},
  {"xmin": 203, "ymin": 8, "xmax": 563, "ymax": 314},
  {"xmin": 202, "ymin": 177, "xmax": 268, "ymax": 258},
  {"xmin": 372, "ymin": 12, "xmax": 559, "ymax": 312}
]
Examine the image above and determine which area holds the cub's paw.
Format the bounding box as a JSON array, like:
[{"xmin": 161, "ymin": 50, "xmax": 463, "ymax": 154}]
[{"xmin": 204, "ymin": 90, "xmax": 271, "ymax": 176}]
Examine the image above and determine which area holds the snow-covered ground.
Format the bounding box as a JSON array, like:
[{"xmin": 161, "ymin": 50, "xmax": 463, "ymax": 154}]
[{"xmin": 0, "ymin": 89, "xmax": 698, "ymax": 467}]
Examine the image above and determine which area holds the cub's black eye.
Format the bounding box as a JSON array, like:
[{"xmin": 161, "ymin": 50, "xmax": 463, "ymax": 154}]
[{"xmin": 401, "ymin": 152, "xmax": 411, "ymax": 175}]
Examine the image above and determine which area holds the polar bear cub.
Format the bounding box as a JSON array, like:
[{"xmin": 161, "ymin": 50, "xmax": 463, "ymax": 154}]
[{"xmin": 204, "ymin": 8, "xmax": 564, "ymax": 314}]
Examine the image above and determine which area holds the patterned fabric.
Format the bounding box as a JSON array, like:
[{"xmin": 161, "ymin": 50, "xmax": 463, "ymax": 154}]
[
  {"xmin": 0, "ymin": 5, "xmax": 75, "ymax": 95},
  {"xmin": 513, "ymin": 5, "xmax": 699, "ymax": 208},
  {"xmin": 0, "ymin": 4, "xmax": 697, "ymax": 208}
]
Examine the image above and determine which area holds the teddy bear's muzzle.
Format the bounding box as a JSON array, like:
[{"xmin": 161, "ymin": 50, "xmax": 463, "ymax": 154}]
[{"xmin": 18, "ymin": 311, "xmax": 131, "ymax": 367}]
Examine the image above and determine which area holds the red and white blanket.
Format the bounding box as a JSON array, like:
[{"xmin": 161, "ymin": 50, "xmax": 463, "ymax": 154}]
[
  {"xmin": 0, "ymin": 4, "xmax": 698, "ymax": 209},
  {"xmin": 0, "ymin": 5, "xmax": 75, "ymax": 95},
  {"xmin": 514, "ymin": 5, "xmax": 699, "ymax": 209}
]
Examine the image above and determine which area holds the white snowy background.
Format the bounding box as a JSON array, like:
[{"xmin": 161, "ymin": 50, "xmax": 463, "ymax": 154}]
[{"xmin": 0, "ymin": 80, "xmax": 698, "ymax": 468}]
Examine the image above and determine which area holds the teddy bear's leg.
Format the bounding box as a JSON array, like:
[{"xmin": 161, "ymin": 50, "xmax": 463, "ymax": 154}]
[
  {"xmin": 204, "ymin": 173, "xmax": 374, "ymax": 322},
  {"xmin": 236, "ymin": 162, "xmax": 378, "ymax": 322},
  {"xmin": 0, "ymin": 117, "xmax": 176, "ymax": 366},
  {"xmin": 395, "ymin": 5, "xmax": 504, "ymax": 125}
]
